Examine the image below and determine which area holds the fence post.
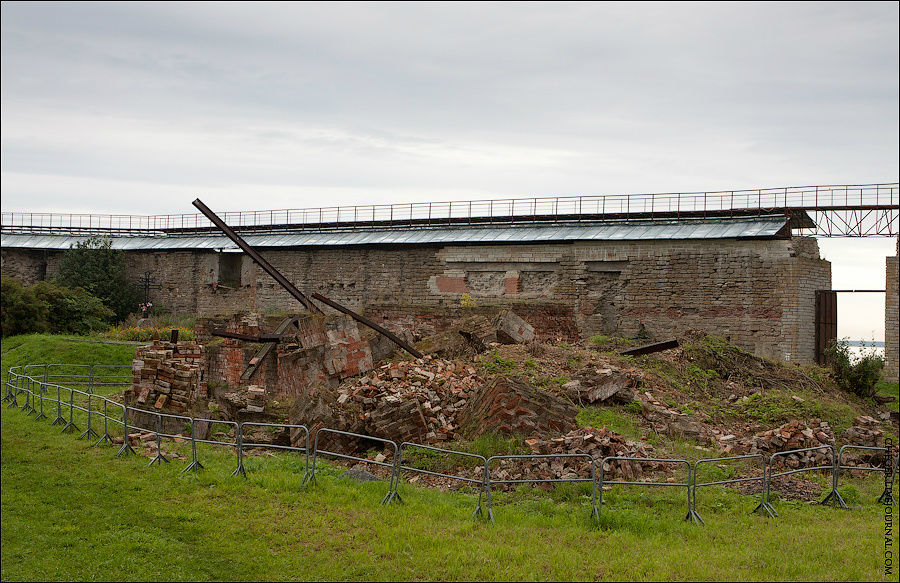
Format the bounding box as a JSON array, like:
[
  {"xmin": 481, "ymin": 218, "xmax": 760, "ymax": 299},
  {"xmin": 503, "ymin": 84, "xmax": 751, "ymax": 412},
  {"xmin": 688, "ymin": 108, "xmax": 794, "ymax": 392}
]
[
  {"xmin": 78, "ymin": 392, "xmax": 99, "ymax": 440},
  {"xmin": 51, "ymin": 385, "xmax": 65, "ymax": 426},
  {"xmin": 21, "ymin": 377, "xmax": 34, "ymax": 414},
  {"xmin": 230, "ymin": 422, "xmax": 246, "ymax": 478},
  {"xmin": 61, "ymin": 388, "xmax": 78, "ymax": 434},
  {"xmin": 182, "ymin": 417, "xmax": 204, "ymax": 473},
  {"xmin": 753, "ymin": 456, "xmax": 779, "ymax": 518},
  {"xmin": 148, "ymin": 413, "xmax": 170, "ymax": 466},
  {"xmin": 23, "ymin": 377, "xmax": 37, "ymax": 416},
  {"xmin": 821, "ymin": 446, "xmax": 847, "ymax": 508},
  {"xmin": 116, "ymin": 406, "xmax": 136, "ymax": 457},
  {"xmin": 6, "ymin": 374, "xmax": 20, "ymax": 408},
  {"xmin": 94, "ymin": 398, "xmax": 114, "ymax": 446},
  {"xmin": 34, "ymin": 380, "xmax": 47, "ymax": 421},
  {"xmin": 2, "ymin": 369, "xmax": 12, "ymax": 403}
]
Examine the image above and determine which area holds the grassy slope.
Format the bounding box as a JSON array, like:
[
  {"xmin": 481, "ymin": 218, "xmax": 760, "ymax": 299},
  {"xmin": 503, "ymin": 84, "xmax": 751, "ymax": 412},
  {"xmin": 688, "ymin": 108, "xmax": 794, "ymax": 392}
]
[{"xmin": 1, "ymin": 334, "xmax": 896, "ymax": 581}]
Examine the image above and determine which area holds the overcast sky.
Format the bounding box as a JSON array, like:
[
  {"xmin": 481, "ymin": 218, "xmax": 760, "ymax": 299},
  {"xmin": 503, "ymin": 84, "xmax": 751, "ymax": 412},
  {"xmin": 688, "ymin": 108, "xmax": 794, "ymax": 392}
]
[{"xmin": 1, "ymin": 2, "xmax": 897, "ymax": 340}]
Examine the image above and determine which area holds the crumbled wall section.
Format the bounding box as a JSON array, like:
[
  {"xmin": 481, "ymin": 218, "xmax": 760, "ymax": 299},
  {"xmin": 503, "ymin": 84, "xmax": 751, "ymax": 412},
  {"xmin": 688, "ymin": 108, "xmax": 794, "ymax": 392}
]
[
  {"xmin": 2, "ymin": 236, "xmax": 831, "ymax": 363},
  {"xmin": 196, "ymin": 312, "xmax": 376, "ymax": 397},
  {"xmin": 275, "ymin": 314, "xmax": 374, "ymax": 398},
  {"xmin": 886, "ymin": 249, "xmax": 899, "ymax": 383}
]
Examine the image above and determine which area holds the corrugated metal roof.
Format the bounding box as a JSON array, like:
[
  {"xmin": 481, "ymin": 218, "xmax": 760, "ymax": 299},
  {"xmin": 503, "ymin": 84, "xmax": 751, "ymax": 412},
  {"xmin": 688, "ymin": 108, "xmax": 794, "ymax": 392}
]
[{"xmin": 1, "ymin": 216, "xmax": 788, "ymax": 251}]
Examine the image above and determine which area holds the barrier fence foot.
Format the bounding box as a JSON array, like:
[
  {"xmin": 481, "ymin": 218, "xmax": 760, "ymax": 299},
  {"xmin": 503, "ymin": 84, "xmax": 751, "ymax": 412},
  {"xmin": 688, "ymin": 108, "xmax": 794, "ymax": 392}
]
[
  {"xmin": 78, "ymin": 427, "xmax": 99, "ymax": 440},
  {"xmin": 34, "ymin": 411, "xmax": 47, "ymax": 422},
  {"xmin": 300, "ymin": 471, "xmax": 313, "ymax": 487},
  {"xmin": 685, "ymin": 509, "xmax": 705, "ymax": 525},
  {"xmin": 876, "ymin": 487, "xmax": 895, "ymax": 506},
  {"xmin": 50, "ymin": 416, "xmax": 66, "ymax": 426},
  {"xmin": 181, "ymin": 460, "xmax": 204, "ymax": 474},
  {"xmin": 148, "ymin": 452, "xmax": 170, "ymax": 467},
  {"xmin": 230, "ymin": 464, "xmax": 246, "ymax": 478},
  {"xmin": 94, "ymin": 433, "xmax": 114, "ymax": 447},
  {"xmin": 470, "ymin": 504, "xmax": 485, "ymax": 521},
  {"xmin": 61, "ymin": 422, "xmax": 79, "ymax": 434},
  {"xmin": 821, "ymin": 488, "xmax": 848, "ymax": 509},
  {"xmin": 753, "ymin": 501, "xmax": 778, "ymax": 518},
  {"xmin": 116, "ymin": 442, "xmax": 136, "ymax": 457},
  {"xmin": 380, "ymin": 489, "xmax": 402, "ymax": 505}
]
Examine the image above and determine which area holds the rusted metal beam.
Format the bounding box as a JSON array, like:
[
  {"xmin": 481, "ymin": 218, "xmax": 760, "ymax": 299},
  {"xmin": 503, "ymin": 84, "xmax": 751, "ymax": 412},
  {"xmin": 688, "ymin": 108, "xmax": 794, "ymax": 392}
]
[
  {"xmin": 241, "ymin": 316, "xmax": 302, "ymax": 381},
  {"xmin": 194, "ymin": 199, "xmax": 423, "ymax": 359},
  {"xmin": 311, "ymin": 292, "xmax": 423, "ymax": 359},
  {"xmin": 619, "ymin": 339, "xmax": 679, "ymax": 357},
  {"xmin": 210, "ymin": 329, "xmax": 280, "ymax": 342},
  {"xmin": 192, "ymin": 199, "xmax": 322, "ymax": 314}
]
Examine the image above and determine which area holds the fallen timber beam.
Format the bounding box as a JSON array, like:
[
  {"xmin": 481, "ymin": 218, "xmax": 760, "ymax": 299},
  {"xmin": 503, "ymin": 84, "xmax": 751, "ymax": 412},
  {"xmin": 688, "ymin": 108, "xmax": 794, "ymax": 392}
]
[
  {"xmin": 619, "ymin": 339, "xmax": 679, "ymax": 356},
  {"xmin": 192, "ymin": 198, "xmax": 423, "ymax": 360}
]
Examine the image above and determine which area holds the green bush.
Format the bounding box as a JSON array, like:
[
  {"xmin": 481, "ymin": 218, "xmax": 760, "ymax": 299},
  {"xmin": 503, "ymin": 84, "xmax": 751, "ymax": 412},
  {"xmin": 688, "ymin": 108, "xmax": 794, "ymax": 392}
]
[
  {"xmin": 31, "ymin": 280, "xmax": 114, "ymax": 335},
  {"xmin": 0, "ymin": 276, "xmax": 113, "ymax": 337},
  {"xmin": 824, "ymin": 339, "xmax": 883, "ymax": 398},
  {"xmin": 1, "ymin": 276, "xmax": 48, "ymax": 337},
  {"xmin": 56, "ymin": 235, "xmax": 142, "ymax": 323}
]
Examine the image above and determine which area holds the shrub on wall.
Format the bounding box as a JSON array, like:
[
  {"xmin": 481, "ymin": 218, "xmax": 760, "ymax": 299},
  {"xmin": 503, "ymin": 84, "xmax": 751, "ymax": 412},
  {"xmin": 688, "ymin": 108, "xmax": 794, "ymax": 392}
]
[{"xmin": 56, "ymin": 235, "xmax": 142, "ymax": 323}]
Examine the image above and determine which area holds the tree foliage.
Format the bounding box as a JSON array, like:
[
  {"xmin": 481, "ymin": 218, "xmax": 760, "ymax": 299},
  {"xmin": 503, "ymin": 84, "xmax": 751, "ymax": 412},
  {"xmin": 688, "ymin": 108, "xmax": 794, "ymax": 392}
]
[
  {"xmin": 1, "ymin": 276, "xmax": 48, "ymax": 337},
  {"xmin": 56, "ymin": 235, "xmax": 141, "ymax": 323},
  {"xmin": 824, "ymin": 339, "xmax": 883, "ymax": 398},
  {"xmin": 1, "ymin": 276, "xmax": 114, "ymax": 337}
]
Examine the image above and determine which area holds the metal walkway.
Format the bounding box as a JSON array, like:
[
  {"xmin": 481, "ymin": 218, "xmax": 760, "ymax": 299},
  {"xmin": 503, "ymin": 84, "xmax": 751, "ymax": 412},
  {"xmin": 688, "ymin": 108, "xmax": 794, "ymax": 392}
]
[{"xmin": 2, "ymin": 183, "xmax": 897, "ymax": 238}]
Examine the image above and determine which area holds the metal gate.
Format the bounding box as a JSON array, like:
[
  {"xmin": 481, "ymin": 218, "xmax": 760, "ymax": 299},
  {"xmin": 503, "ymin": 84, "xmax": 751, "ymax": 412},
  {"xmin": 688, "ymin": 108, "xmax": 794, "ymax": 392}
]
[{"xmin": 815, "ymin": 290, "xmax": 837, "ymax": 364}]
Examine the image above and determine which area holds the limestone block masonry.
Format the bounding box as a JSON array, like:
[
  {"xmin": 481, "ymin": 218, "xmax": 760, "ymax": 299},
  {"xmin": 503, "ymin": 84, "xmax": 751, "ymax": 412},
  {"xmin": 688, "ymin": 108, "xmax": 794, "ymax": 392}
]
[{"xmin": 2, "ymin": 236, "xmax": 831, "ymax": 363}]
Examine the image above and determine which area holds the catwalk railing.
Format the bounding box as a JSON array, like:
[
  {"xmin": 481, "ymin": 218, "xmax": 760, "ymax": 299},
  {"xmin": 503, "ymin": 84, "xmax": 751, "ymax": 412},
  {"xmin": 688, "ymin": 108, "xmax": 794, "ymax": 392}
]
[
  {"xmin": 2, "ymin": 183, "xmax": 897, "ymax": 237},
  {"xmin": 4, "ymin": 365, "xmax": 898, "ymax": 524}
]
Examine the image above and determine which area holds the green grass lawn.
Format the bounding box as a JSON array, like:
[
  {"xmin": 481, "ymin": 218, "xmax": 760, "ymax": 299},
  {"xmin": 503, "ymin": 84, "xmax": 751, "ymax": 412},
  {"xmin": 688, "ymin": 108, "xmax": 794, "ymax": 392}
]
[{"xmin": 2, "ymin": 335, "xmax": 897, "ymax": 581}]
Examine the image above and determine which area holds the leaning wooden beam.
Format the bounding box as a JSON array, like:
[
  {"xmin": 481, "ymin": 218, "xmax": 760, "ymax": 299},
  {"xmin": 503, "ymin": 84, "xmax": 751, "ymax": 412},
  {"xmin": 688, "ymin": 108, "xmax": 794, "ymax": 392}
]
[{"xmin": 619, "ymin": 339, "xmax": 679, "ymax": 356}]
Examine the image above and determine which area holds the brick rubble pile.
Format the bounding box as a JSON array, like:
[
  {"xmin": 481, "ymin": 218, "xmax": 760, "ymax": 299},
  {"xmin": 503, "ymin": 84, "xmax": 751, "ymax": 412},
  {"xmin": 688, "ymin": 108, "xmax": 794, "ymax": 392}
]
[
  {"xmin": 751, "ymin": 419, "xmax": 835, "ymax": 468},
  {"xmin": 131, "ymin": 341, "xmax": 206, "ymax": 413},
  {"xmin": 840, "ymin": 415, "xmax": 886, "ymax": 449},
  {"xmin": 519, "ymin": 426, "xmax": 661, "ymax": 481},
  {"xmin": 337, "ymin": 355, "xmax": 483, "ymax": 442}
]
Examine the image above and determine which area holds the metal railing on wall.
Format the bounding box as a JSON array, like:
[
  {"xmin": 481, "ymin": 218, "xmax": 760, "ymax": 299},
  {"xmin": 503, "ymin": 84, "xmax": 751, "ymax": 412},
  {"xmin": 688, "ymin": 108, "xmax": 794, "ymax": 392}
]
[
  {"xmin": 4, "ymin": 364, "xmax": 899, "ymax": 525},
  {"xmin": 2, "ymin": 183, "xmax": 897, "ymax": 236}
]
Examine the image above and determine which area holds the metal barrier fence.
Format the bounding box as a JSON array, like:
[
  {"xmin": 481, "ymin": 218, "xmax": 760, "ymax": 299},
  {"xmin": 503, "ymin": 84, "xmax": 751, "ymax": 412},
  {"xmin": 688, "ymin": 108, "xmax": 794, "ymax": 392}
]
[
  {"xmin": 692, "ymin": 454, "xmax": 767, "ymax": 525},
  {"xmin": 486, "ymin": 453, "xmax": 599, "ymax": 523},
  {"xmin": 3, "ymin": 364, "xmax": 898, "ymax": 526},
  {"xmin": 599, "ymin": 456, "xmax": 700, "ymax": 523},
  {"xmin": 398, "ymin": 442, "xmax": 489, "ymax": 520}
]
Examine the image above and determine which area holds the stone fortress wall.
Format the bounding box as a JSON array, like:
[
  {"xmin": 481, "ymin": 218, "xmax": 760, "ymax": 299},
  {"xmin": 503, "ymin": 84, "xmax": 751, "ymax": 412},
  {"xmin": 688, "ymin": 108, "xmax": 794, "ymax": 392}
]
[{"xmin": 2, "ymin": 235, "xmax": 832, "ymax": 363}]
